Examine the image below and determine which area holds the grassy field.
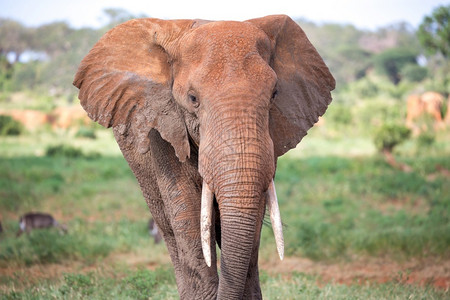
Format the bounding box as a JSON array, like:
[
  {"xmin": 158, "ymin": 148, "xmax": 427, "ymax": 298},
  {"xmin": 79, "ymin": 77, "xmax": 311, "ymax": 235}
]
[{"xmin": 0, "ymin": 125, "xmax": 449, "ymax": 299}]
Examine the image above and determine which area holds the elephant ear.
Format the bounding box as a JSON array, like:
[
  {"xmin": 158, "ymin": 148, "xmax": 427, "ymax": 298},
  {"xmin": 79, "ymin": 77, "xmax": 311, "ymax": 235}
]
[
  {"xmin": 73, "ymin": 18, "xmax": 195, "ymax": 162},
  {"xmin": 247, "ymin": 15, "xmax": 335, "ymax": 157}
]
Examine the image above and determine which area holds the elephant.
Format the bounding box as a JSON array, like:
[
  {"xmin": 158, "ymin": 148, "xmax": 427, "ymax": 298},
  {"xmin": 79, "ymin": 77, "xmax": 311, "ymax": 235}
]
[
  {"xmin": 73, "ymin": 15, "xmax": 334, "ymax": 299},
  {"xmin": 406, "ymin": 91, "xmax": 446, "ymax": 133}
]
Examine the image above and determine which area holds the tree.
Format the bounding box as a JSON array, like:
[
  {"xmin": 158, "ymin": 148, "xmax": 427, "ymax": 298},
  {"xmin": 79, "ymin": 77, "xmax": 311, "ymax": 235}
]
[
  {"xmin": 0, "ymin": 18, "xmax": 31, "ymax": 63},
  {"xmin": 33, "ymin": 21, "xmax": 73, "ymax": 58},
  {"xmin": 373, "ymin": 123, "xmax": 412, "ymax": 172},
  {"xmin": 372, "ymin": 48, "xmax": 419, "ymax": 84},
  {"xmin": 418, "ymin": 5, "xmax": 450, "ymax": 58}
]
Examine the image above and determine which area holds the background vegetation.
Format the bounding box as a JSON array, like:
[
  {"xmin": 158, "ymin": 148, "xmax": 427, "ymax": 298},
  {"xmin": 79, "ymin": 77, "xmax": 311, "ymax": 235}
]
[{"xmin": 0, "ymin": 5, "xmax": 449, "ymax": 299}]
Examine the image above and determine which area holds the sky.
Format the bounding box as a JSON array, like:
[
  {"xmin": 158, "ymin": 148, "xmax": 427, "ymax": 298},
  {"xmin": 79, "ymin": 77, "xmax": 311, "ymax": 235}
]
[{"xmin": 0, "ymin": 0, "xmax": 448, "ymax": 30}]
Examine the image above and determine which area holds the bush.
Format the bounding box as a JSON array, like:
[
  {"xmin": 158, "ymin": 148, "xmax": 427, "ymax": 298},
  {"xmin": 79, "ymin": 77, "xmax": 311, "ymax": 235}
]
[
  {"xmin": 355, "ymin": 101, "xmax": 405, "ymax": 133},
  {"xmin": 352, "ymin": 78, "xmax": 379, "ymax": 98},
  {"xmin": 372, "ymin": 48, "xmax": 419, "ymax": 85},
  {"xmin": 373, "ymin": 123, "xmax": 411, "ymax": 152},
  {"xmin": 326, "ymin": 104, "xmax": 353, "ymax": 126},
  {"xmin": 0, "ymin": 115, "xmax": 24, "ymax": 136},
  {"xmin": 401, "ymin": 64, "xmax": 428, "ymax": 82},
  {"xmin": 75, "ymin": 127, "xmax": 97, "ymax": 139},
  {"xmin": 46, "ymin": 144, "xmax": 83, "ymax": 158},
  {"xmin": 416, "ymin": 131, "xmax": 436, "ymax": 150}
]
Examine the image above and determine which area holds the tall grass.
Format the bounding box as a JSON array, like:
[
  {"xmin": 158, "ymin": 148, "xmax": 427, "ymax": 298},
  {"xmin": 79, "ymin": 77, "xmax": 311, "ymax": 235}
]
[{"xmin": 260, "ymin": 155, "xmax": 450, "ymax": 260}]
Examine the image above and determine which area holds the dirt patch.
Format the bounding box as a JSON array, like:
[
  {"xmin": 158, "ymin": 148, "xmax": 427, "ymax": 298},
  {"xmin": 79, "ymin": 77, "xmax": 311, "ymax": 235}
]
[
  {"xmin": 0, "ymin": 261, "xmax": 86, "ymax": 292},
  {"xmin": 2, "ymin": 253, "xmax": 449, "ymax": 292},
  {"xmin": 377, "ymin": 196, "xmax": 429, "ymax": 216},
  {"xmin": 108, "ymin": 251, "xmax": 171, "ymax": 269},
  {"xmin": 0, "ymin": 250, "xmax": 171, "ymax": 291},
  {"xmin": 0, "ymin": 106, "xmax": 91, "ymax": 131},
  {"xmin": 261, "ymin": 256, "xmax": 450, "ymax": 290}
]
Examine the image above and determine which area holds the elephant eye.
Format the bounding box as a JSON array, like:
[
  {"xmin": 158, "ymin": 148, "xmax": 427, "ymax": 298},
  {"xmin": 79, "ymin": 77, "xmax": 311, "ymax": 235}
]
[
  {"xmin": 271, "ymin": 89, "xmax": 278, "ymax": 101},
  {"xmin": 188, "ymin": 94, "xmax": 200, "ymax": 108}
]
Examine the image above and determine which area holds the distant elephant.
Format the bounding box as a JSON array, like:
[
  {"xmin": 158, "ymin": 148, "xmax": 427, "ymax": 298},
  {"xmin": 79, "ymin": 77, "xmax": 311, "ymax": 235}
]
[
  {"xmin": 406, "ymin": 91, "xmax": 445, "ymax": 132},
  {"xmin": 74, "ymin": 15, "xmax": 334, "ymax": 299}
]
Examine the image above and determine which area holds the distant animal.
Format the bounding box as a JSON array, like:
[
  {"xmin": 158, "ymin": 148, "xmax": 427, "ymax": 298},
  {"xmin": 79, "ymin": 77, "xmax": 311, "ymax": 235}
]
[
  {"xmin": 16, "ymin": 212, "xmax": 67, "ymax": 237},
  {"xmin": 406, "ymin": 92, "xmax": 445, "ymax": 133},
  {"xmin": 148, "ymin": 218, "xmax": 162, "ymax": 244}
]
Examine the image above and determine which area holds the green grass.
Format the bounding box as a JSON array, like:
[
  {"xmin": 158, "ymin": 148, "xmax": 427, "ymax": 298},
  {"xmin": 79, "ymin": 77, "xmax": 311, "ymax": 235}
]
[
  {"xmin": 258, "ymin": 154, "xmax": 450, "ymax": 261},
  {"xmin": 0, "ymin": 155, "xmax": 140, "ymax": 212},
  {"xmin": 0, "ymin": 267, "xmax": 446, "ymax": 300},
  {"xmin": 0, "ymin": 126, "xmax": 449, "ymax": 298},
  {"xmin": 2, "ymin": 146, "xmax": 448, "ymax": 263},
  {"xmin": 0, "ymin": 129, "xmax": 121, "ymax": 158},
  {"xmin": 0, "ymin": 266, "xmax": 178, "ymax": 300},
  {"xmin": 261, "ymin": 271, "xmax": 447, "ymax": 299},
  {"xmin": 0, "ymin": 218, "xmax": 160, "ymax": 267}
]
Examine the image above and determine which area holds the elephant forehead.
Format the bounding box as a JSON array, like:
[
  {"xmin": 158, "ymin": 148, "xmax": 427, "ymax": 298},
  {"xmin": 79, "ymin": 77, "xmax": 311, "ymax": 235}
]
[
  {"xmin": 178, "ymin": 21, "xmax": 274, "ymax": 89},
  {"xmin": 180, "ymin": 21, "xmax": 271, "ymax": 64}
]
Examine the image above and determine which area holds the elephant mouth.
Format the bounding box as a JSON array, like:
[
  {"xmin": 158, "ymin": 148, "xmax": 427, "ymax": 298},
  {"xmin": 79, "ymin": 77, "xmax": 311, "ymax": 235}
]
[{"xmin": 200, "ymin": 179, "xmax": 284, "ymax": 267}]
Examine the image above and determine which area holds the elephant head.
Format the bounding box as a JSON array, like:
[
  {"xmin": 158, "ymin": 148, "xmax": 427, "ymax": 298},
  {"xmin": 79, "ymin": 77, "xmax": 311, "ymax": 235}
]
[{"xmin": 74, "ymin": 15, "xmax": 334, "ymax": 299}]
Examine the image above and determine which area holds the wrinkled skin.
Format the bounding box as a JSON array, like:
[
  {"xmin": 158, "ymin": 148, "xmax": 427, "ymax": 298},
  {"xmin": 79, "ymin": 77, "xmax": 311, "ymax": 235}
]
[{"xmin": 74, "ymin": 15, "xmax": 334, "ymax": 299}]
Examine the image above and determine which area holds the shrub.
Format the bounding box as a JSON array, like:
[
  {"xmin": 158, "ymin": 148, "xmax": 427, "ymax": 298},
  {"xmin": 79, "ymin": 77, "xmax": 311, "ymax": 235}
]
[
  {"xmin": 355, "ymin": 101, "xmax": 405, "ymax": 133},
  {"xmin": 400, "ymin": 64, "xmax": 428, "ymax": 82},
  {"xmin": 45, "ymin": 144, "xmax": 83, "ymax": 158},
  {"xmin": 373, "ymin": 123, "xmax": 411, "ymax": 152},
  {"xmin": 372, "ymin": 48, "xmax": 419, "ymax": 85},
  {"xmin": 352, "ymin": 78, "xmax": 379, "ymax": 98},
  {"xmin": 416, "ymin": 131, "xmax": 436, "ymax": 150},
  {"xmin": 0, "ymin": 115, "xmax": 24, "ymax": 136},
  {"xmin": 75, "ymin": 127, "xmax": 97, "ymax": 139},
  {"xmin": 327, "ymin": 104, "xmax": 353, "ymax": 126}
]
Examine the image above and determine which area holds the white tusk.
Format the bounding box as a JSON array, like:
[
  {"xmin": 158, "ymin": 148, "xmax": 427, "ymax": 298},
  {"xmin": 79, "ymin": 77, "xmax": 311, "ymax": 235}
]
[
  {"xmin": 267, "ymin": 179, "xmax": 284, "ymax": 260},
  {"xmin": 201, "ymin": 181, "xmax": 214, "ymax": 267}
]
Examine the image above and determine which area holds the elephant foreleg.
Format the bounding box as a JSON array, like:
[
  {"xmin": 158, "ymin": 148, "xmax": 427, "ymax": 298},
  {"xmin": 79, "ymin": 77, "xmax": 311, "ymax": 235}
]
[{"xmin": 149, "ymin": 130, "xmax": 219, "ymax": 299}]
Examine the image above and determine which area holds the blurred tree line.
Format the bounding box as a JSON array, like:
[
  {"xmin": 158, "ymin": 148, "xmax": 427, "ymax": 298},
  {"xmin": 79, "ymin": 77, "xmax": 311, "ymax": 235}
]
[
  {"xmin": 299, "ymin": 5, "xmax": 449, "ymax": 95},
  {"xmin": 0, "ymin": 8, "xmax": 143, "ymax": 104},
  {"xmin": 0, "ymin": 6, "xmax": 449, "ymax": 109}
]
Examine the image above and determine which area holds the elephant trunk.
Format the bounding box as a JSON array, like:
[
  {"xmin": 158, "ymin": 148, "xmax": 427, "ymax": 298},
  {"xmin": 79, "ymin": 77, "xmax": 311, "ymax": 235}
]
[{"xmin": 198, "ymin": 99, "xmax": 282, "ymax": 298}]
